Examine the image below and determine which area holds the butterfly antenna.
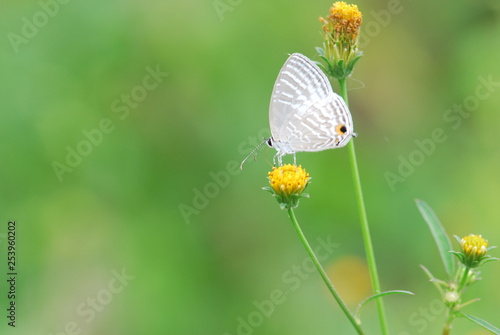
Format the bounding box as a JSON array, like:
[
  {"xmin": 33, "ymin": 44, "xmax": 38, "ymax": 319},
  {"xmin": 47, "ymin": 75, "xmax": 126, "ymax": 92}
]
[{"xmin": 240, "ymin": 138, "xmax": 268, "ymax": 170}]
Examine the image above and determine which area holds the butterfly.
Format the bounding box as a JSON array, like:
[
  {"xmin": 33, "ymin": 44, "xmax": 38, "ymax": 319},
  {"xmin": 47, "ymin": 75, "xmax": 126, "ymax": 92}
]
[{"xmin": 241, "ymin": 53, "xmax": 355, "ymax": 168}]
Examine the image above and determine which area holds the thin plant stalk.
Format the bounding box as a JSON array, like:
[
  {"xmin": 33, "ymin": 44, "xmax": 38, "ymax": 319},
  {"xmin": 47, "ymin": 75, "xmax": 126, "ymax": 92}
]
[
  {"xmin": 442, "ymin": 309, "xmax": 455, "ymax": 335},
  {"xmin": 287, "ymin": 207, "xmax": 364, "ymax": 335},
  {"xmin": 458, "ymin": 266, "xmax": 470, "ymax": 291},
  {"xmin": 442, "ymin": 265, "xmax": 469, "ymax": 334},
  {"xmin": 337, "ymin": 77, "xmax": 389, "ymax": 335}
]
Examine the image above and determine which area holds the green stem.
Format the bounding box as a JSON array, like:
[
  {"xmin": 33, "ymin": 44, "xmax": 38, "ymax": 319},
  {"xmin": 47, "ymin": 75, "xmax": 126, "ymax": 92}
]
[
  {"xmin": 442, "ymin": 266, "xmax": 470, "ymax": 334},
  {"xmin": 338, "ymin": 78, "xmax": 389, "ymax": 335},
  {"xmin": 287, "ymin": 207, "xmax": 364, "ymax": 335},
  {"xmin": 458, "ymin": 266, "xmax": 470, "ymax": 291},
  {"xmin": 443, "ymin": 266, "xmax": 471, "ymax": 335},
  {"xmin": 442, "ymin": 308, "xmax": 455, "ymax": 335}
]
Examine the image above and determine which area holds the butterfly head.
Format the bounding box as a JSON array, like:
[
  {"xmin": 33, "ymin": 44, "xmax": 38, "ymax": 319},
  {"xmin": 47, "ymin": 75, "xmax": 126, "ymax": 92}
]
[{"xmin": 266, "ymin": 137, "xmax": 273, "ymax": 148}]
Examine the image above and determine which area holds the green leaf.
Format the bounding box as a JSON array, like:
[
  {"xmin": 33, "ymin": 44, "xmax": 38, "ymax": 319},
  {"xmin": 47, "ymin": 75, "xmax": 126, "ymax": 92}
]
[
  {"xmin": 415, "ymin": 199, "xmax": 455, "ymax": 279},
  {"xmin": 316, "ymin": 56, "xmax": 333, "ymax": 77},
  {"xmin": 419, "ymin": 265, "xmax": 445, "ymax": 294},
  {"xmin": 355, "ymin": 290, "xmax": 414, "ymax": 321},
  {"xmin": 315, "ymin": 46, "xmax": 325, "ymax": 57},
  {"xmin": 459, "ymin": 313, "xmax": 500, "ymax": 334},
  {"xmin": 450, "ymin": 251, "xmax": 465, "ymax": 264},
  {"xmin": 479, "ymin": 257, "xmax": 500, "ymax": 266},
  {"xmin": 345, "ymin": 55, "xmax": 362, "ymax": 75}
]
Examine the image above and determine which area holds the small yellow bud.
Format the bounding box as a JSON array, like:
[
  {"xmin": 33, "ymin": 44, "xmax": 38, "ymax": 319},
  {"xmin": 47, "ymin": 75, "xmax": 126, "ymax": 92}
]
[
  {"xmin": 268, "ymin": 164, "xmax": 309, "ymax": 195},
  {"xmin": 265, "ymin": 164, "xmax": 310, "ymax": 209},
  {"xmin": 458, "ymin": 234, "xmax": 489, "ymax": 268},
  {"xmin": 461, "ymin": 234, "xmax": 488, "ymax": 258}
]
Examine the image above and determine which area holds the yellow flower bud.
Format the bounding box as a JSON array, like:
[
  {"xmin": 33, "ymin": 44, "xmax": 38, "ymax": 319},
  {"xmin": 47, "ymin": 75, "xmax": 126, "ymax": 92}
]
[
  {"xmin": 451, "ymin": 234, "xmax": 497, "ymax": 269},
  {"xmin": 461, "ymin": 234, "xmax": 487, "ymax": 256},
  {"xmin": 265, "ymin": 164, "xmax": 310, "ymax": 209}
]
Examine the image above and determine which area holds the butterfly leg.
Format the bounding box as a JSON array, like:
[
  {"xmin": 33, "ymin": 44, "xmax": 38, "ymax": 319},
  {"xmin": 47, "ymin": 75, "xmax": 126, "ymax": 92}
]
[
  {"xmin": 274, "ymin": 152, "xmax": 284, "ymax": 166},
  {"xmin": 293, "ymin": 153, "xmax": 296, "ymax": 166}
]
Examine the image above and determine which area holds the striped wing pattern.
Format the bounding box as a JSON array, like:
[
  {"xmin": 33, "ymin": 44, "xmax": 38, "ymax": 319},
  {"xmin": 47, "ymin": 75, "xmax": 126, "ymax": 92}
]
[
  {"xmin": 282, "ymin": 95, "xmax": 353, "ymax": 151},
  {"xmin": 269, "ymin": 53, "xmax": 354, "ymax": 154}
]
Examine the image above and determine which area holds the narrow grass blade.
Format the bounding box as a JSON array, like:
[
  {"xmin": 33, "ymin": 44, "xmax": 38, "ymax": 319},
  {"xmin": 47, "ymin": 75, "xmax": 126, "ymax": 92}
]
[
  {"xmin": 355, "ymin": 290, "xmax": 414, "ymax": 321},
  {"xmin": 415, "ymin": 199, "xmax": 455, "ymax": 278},
  {"xmin": 459, "ymin": 313, "xmax": 500, "ymax": 334}
]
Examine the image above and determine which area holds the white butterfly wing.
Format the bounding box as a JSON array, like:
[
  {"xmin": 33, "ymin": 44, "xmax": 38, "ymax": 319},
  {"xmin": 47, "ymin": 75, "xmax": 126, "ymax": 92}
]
[
  {"xmin": 281, "ymin": 94, "xmax": 354, "ymax": 151},
  {"xmin": 269, "ymin": 53, "xmax": 354, "ymax": 152},
  {"xmin": 269, "ymin": 53, "xmax": 332, "ymax": 141}
]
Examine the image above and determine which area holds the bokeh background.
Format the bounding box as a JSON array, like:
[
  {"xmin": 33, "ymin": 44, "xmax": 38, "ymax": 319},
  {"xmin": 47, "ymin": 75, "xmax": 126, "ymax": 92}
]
[{"xmin": 1, "ymin": 0, "xmax": 499, "ymax": 334}]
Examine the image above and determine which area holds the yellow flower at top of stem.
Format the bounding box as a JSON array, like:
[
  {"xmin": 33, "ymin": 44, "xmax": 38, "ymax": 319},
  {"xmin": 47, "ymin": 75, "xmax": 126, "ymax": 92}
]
[
  {"xmin": 266, "ymin": 164, "xmax": 310, "ymax": 209},
  {"xmin": 461, "ymin": 234, "xmax": 488, "ymax": 259},
  {"xmin": 318, "ymin": 2, "xmax": 363, "ymax": 79},
  {"xmin": 451, "ymin": 234, "xmax": 497, "ymax": 268},
  {"xmin": 320, "ymin": 2, "xmax": 362, "ymax": 43},
  {"xmin": 268, "ymin": 164, "xmax": 309, "ymax": 196}
]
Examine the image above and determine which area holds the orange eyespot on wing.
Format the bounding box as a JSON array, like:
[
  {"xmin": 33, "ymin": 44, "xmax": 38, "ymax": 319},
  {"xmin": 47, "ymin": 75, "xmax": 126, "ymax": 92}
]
[{"xmin": 336, "ymin": 124, "xmax": 347, "ymax": 135}]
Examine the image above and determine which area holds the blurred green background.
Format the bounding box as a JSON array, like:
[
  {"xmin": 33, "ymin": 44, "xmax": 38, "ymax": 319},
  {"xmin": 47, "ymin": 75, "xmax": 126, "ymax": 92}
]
[{"xmin": 1, "ymin": 0, "xmax": 499, "ymax": 334}]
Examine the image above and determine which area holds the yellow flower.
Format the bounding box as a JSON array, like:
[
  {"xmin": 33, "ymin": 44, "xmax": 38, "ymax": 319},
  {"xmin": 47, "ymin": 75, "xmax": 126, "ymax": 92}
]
[
  {"xmin": 317, "ymin": 2, "xmax": 363, "ymax": 79},
  {"xmin": 268, "ymin": 164, "xmax": 309, "ymax": 195},
  {"xmin": 264, "ymin": 164, "xmax": 310, "ymax": 209},
  {"xmin": 461, "ymin": 234, "xmax": 488, "ymax": 259},
  {"xmin": 320, "ymin": 2, "xmax": 362, "ymax": 42},
  {"xmin": 452, "ymin": 234, "xmax": 498, "ymax": 268}
]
